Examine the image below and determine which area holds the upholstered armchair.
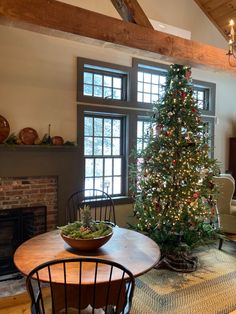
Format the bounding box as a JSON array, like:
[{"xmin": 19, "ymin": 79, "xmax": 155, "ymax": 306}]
[{"xmin": 213, "ymin": 174, "xmax": 236, "ymax": 249}]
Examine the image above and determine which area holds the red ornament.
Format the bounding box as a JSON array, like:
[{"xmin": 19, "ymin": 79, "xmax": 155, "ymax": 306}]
[
  {"xmin": 193, "ymin": 192, "xmax": 199, "ymax": 198},
  {"xmin": 172, "ymin": 160, "xmax": 176, "ymax": 165},
  {"xmin": 181, "ymin": 91, "xmax": 187, "ymax": 99},
  {"xmin": 191, "ymin": 108, "xmax": 197, "ymax": 113}
]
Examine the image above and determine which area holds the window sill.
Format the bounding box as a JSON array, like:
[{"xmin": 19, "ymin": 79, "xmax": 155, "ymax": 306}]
[{"xmin": 112, "ymin": 196, "xmax": 133, "ymax": 206}]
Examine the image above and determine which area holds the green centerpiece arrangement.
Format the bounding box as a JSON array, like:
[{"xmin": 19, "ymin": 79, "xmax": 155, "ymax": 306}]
[{"xmin": 59, "ymin": 205, "xmax": 113, "ymax": 250}]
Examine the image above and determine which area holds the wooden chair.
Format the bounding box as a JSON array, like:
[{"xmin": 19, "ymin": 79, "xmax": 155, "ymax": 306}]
[
  {"xmin": 26, "ymin": 257, "xmax": 135, "ymax": 314},
  {"xmin": 66, "ymin": 189, "xmax": 116, "ymax": 226}
]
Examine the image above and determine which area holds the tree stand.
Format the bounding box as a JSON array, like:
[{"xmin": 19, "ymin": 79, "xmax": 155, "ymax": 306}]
[{"xmin": 155, "ymin": 253, "xmax": 198, "ymax": 273}]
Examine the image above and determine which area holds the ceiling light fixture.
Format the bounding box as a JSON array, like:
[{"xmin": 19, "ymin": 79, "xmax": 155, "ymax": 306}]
[{"xmin": 227, "ymin": 19, "xmax": 236, "ymax": 66}]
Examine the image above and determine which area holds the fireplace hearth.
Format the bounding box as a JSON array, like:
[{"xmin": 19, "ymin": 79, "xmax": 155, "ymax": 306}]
[{"xmin": 0, "ymin": 206, "xmax": 46, "ymax": 276}]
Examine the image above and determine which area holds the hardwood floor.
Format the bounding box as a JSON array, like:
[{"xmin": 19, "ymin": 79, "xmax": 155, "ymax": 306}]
[
  {"xmin": 1, "ymin": 293, "xmax": 236, "ymax": 314},
  {"xmin": 0, "ymin": 292, "xmax": 30, "ymax": 314},
  {"xmin": 0, "ymin": 288, "xmax": 52, "ymax": 314}
]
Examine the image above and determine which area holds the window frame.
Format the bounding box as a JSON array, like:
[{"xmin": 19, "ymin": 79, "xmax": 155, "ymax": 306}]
[
  {"xmin": 201, "ymin": 116, "xmax": 215, "ymax": 158},
  {"xmin": 131, "ymin": 58, "xmax": 216, "ymax": 155},
  {"xmin": 77, "ymin": 104, "xmax": 144, "ymax": 204},
  {"xmin": 77, "ymin": 58, "xmax": 131, "ymax": 107},
  {"xmin": 193, "ymin": 79, "xmax": 216, "ymax": 116},
  {"xmin": 83, "ymin": 68, "xmax": 127, "ymax": 101},
  {"xmin": 77, "ymin": 57, "xmax": 217, "ymax": 203},
  {"xmin": 131, "ymin": 58, "xmax": 169, "ymax": 110},
  {"xmin": 136, "ymin": 116, "xmax": 153, "ymax": 153},
  {"xmin": 132, "ymin": 58, "xmax": 216, "ymax": 116},
  {"xmin": 83, "ymin": 112, "xmax": 125, "ymax": 196}
]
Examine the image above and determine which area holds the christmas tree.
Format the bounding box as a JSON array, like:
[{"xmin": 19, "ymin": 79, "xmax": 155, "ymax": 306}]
[{"xmin": 130, "ymin": 64, "xmax": 220, "ymax": 271}]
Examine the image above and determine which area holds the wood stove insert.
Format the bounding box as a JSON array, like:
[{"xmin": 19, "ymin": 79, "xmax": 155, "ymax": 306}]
[{"xmin": 0, "ymin": 206, "xmax": 46, "ymax": 277}]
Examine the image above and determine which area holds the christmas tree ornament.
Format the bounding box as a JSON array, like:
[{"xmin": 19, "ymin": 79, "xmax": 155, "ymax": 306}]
[
  {"xmin": 193, "ymin": 192, "xmax": 199, "ymax": 198},
  {"xmin": 185, "ymin": 69, "xmax": 192, "ymax": 81}
]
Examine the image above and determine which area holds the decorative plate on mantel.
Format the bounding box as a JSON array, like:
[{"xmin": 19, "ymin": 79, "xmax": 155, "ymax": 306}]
[
  {"xmin": 0, "ymin": 115, "xmax": 10, "ymax": 144},
  {"xmin": 19, "ymin": 127, "xmax": 39, "ymax": 145}
]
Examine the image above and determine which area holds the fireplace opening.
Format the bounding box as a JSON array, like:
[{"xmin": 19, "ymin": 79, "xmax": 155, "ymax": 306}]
[{"xmin": 0, "ymin": 206, "xmax": 47, "ymax": 277}]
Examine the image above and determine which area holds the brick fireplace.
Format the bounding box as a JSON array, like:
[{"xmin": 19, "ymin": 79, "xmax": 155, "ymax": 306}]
[
  {"xmin": 0, "ymin": 145, "xmax": 81, "ymax": 226},
  {"xmin": 0, "ymin": 146, "xmax": 81, "ymax": 278},
  {"xmin": 0, "ymin": 176, "xmax": 57, "ymax": 230},
  {"xmin": 0, "ymin": 175, "xmax": 58, "ymax": 276}
]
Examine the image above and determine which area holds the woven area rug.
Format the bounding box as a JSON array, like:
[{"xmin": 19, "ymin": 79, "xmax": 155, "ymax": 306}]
[{"xmin": 131, "ymin": 242, "xmax": 236, "ymax": 314}]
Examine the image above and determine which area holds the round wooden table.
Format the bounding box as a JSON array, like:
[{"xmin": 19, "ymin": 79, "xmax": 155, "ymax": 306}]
[
  {"xmin": 14, "ymin": 226, "xmax": 160, "ymax": 278},
  {"xmin": 14, "ymin": 227, "xmax": 160, "ymax": 312}
]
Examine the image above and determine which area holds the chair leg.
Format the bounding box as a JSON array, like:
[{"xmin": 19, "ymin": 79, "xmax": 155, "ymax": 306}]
[{"xmin": 218, "ymin": 238, "xmax": 224, "ymax": 250}]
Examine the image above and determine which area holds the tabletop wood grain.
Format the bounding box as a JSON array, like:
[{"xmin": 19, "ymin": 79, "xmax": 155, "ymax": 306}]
[{"xmin": 14, "ymin": 226, "xmax": 161, "ymax": 284}]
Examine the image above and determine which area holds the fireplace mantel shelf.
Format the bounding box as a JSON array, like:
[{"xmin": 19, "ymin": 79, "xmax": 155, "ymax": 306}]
[{"xmin": 0, "ymin": 144, "xmax": 78, "ymax": 152}]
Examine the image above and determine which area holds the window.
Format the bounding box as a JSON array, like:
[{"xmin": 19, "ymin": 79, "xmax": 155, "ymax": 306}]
[
  {"xmin": 135, "ymin": 62, "xmax": 168, "ymax": 107},
  {"xmin": 77, "ymin": 59, "xmax": 129, "ymax": 104},
  {"xmin": 83, "ymin": 70, "xmax": 126, "ymax": 100},
  {"xmin": 84, "ymin": 114, "xmax": 124, "ymax": 196},
  {"xmin": 134, "ymin": 61, "xmax": 216, "ymax": 156},
  {"xmin": 193, "ymin": 80, "xmax": 215, "ymax": 116},
  {"xmin": 137, "ymin": 71, "xmax": 166, "ymax": 103},
  {"xmin": 192, "ymin": 80, "xmax": 216, "ymax": 157},
  {"xmin": 194, "ymin": 87, "xmax": 209, "ymax": 111},
  {"xmin": 77, "ymin": 58, "xmax": 216, "ymax": 201},
  {"xmin": 137, "ymin": 118, "xmax": 151, "ymax": 153},
  {"xmin": 201, "ymin": 117, "xmax": 215, "ymax": 157}
]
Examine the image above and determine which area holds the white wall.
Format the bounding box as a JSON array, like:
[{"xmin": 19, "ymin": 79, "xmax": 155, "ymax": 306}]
[
  {"xmin": 0, "ymin": 1, "xmax": 235, "ymax": 225},
  {"xmin": 61, "ymin": 0, "xmax": 227, "ymax": 48}
]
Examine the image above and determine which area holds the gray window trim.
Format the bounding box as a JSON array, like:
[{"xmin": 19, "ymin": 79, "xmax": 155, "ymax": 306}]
[
  {"xmin": 77, "ymin": 58, "xmax": 132, "ymax": 107},
  {"xmin": 131, "ymin": 58, "xmax": 169, "ymax": 110},
  {"xmin": 84, "ymin": 113, "xmax": 125, "ymax": 196},
  {"xmin": 193, "ymin": 79, "xmax": 216, "ymax": 116},
  {"xmin": 132, "ymin": 58, "xmax": 216, "ymax": 116},
  {"xmin": 78, "ymin": 103, "xmax": 147, "ymax": 202}
]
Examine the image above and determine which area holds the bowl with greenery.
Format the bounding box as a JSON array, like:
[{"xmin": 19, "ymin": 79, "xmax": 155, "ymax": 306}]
[{"xmin": 59, "ymin": 205, "xmax": 113, "ymax": 251}]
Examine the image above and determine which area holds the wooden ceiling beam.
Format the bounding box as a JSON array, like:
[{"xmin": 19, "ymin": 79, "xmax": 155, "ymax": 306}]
[
  {"xmin": 0, "ymin": 0, "xmax": 235, "ymax": 73},
  {"xmin": 110, "ymin": 0, "xmax": 153, "ymax": 29}
]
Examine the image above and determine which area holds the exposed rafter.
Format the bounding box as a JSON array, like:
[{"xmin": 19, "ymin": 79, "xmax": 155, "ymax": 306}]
[
  {"xmin": 111, "ymin": 0, "xmax": 153, "ymax": 29},
  {"xmin": 0, "ymin": 0, "xmax": 235, "ymax": 73}
]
